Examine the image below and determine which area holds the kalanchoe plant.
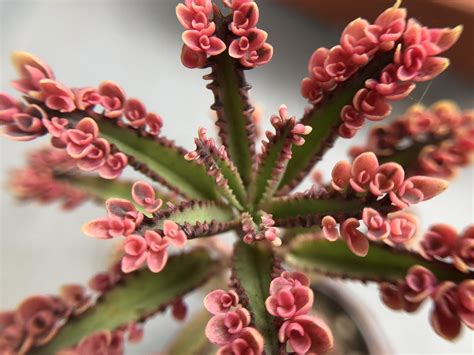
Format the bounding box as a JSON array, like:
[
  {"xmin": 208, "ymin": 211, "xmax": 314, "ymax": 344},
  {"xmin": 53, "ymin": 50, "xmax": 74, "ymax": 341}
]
[{"xmin": 1, "ymin": 0, "xmax": 473, "ymax": 354}]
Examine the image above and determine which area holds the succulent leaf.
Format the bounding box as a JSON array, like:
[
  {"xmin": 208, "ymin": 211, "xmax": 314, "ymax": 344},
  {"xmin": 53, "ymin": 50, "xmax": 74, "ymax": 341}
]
[
  {"xmin": 265, "ymin": 192, "xmax": 396, "ymax": 228},
  {"xmin": 231, "ymin": 241, "xmax": 280, "ymax": 354},
  {"xmin": 206, "ymin": 49, "xmax": 256, "ymax": 186},
  {"xmin": 96, "ymin": 119, "xmax": 219, "ymax": 201},
  {"xmin": 277, "ymin": 50, "xmax": 396, "ymax": 194},
  {"xmin": 287, "ymin": 237, "xmax": 472, "ymax": 283},
  {"xmin": 31, "ymin": 249, "xmax": 219, "ymax": 354},
  {"xmin": 149, "ymin": 200, "xmax": 237, "ymax": 237}
]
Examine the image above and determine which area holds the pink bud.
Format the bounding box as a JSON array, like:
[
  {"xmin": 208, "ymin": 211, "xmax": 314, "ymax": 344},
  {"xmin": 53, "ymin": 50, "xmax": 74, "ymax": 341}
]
[
  {"xmin": 163, "ymin": 220, "xmax": 187, "ymax": 247},
  {"xmin": 430, "ymin": 282, "xmax": 462, "ymax": 340},
  {"xmin": 420, "ymin": 224, "xmax": 457, "ymax": 260},
  {"xmin": 390, "ymin": 176, "xmax": 448, "ymax": 208}
]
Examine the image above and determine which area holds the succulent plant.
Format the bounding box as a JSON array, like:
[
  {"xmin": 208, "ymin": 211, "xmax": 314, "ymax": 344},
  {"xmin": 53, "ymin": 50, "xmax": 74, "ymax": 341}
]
[{"xmin": 1, "ymin": 0, "xmax": 473, "ymax": 354}]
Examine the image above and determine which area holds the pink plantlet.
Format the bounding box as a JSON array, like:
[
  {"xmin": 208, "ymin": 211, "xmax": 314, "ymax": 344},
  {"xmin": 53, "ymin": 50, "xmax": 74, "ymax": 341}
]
[
  {"xmin": 0, "ymin": 93, "xmax": 22, "ymax": 124},
  {"xmin": 68, "ymin": 330, "xmax": 124, "ymax": 355},
  {"xmin": 163, "ymin": 220, "xmax": 187, "ymax": 247},
  {"xmin": 420, "ymin": 224, "xmax": 458, "ymax": 260},
  {"xmin": 124, "ymin": 98, "xmax": 147, "ymax": 128},
  {"xmin": 181, "ymin": 44, "xmax": 208, "ymax": 68},
  {"xmin": 390, "ymin": 176, "xmax": 448, "ymax": 208},
  {"xmin": 368, "ymin": 0, "xmax": 406, "ymax": 51},
  {"xmin": 106, "ymin": 198, "xmax": 144, "ymax": 226},
  {"xmin": 430, "ymin": 281, "xmax": 461, "ymax": 340},
  {"xmin": 353, "ymin": 88, "xmax": 392, "ymax": 121},
  {"xmin": 144, "ymin": 112, "xmax": 163, "ymax": 135},
  {"xmin": 82, "ymin": 216, "xmax": 136, "ymax": 239},
  {"xmin": 205, "ymin": 306, "xmax": 251, "ymax": 345},
  {"xmin": 42, "ymin": 116, "xmax": 68, "ymax": 138},
  {"xmin": 269, "ymin": 271, "xmax": 310, "ymax": 295},
  {"xmin": 0, "ymin": 311, "xmax": 24, "ymax": 352},
  {"xmin": 402, "ymin": 266, "xmax": 437, "ymax": 303},
  {"xmin": 349, "ymin": 152, "xmax": 379, "ymax": 193},
  {"xmin": 278, "ymin": 315, "xmax": 334, "ymax": 354},
  {"xmin": 171, "ymin": 298, "xmax": 188, "ymax": 321},
  {"xmin": 340, "ymin": 18, "xmax": 376, "ymax": 66},
  {"xmin": 98, "ymin": 81, "xmax": 126, "ymax": 119},
  {"xmin": 388, "ymin": 212, "xmax": 417, "ymax": 244},
  {"xmin": 216, "ymin": 327, "xmax": 264, "ymax": 355},
  {"xmin": 65, "ymin": 117, "xmax": 99, "ymax": 159},
  {"xmin": 182, "ymin": 25, "xmax": 226, "ymax": 57},
  {"xmin": 204, "ymin": 289, "xmax": 239, "ymax": 315},
  {"xmin": 366, "ymin": 64, "xmax": 415, "ymax": 100},
  {"xmin": 229, "ymin": 29, "xmax": 267, "ymax": 60},
  {"xmin": 307, "ymin": 47, "xmax": 336, "ymax": 91},
  {"xmin": 321, "ymin": 215, "xmax": 339, "ymax": 242},
  {"xmin": 453, "ymin": 226, "xmax": 474, "ymax": 272},
  {"xmin": 16, "ymin": 295, "xmax": 68, "ymax": 348},
  {"xmin": 331, "ymin": 160, "xmax": 352, "ymax": 191},
  {"xmin": 1, "ymin": 104, "xmax": 47, "ymax": 141},
  {"xmin": 265, "ymin": 284, "xmax": 313, "ymax": 319},
  {"xmin": 362, "ymin": 208, "xmax": 390, "ymax": 241},
  {"xmin": 11, "ymin": 51, "xmax": 55, "ymax": 95},
  {"xmin": 126, "ymin": 322, "xmax": 144, "ymax": 343},
  {"xmin": 341, "ymin": 218, "xmax": 369, "ymax": 257},
  {"xmin": 99, "ymin": 152, "xmax": 128, "ymax": 179},
  {"xmin": 340, "ymin": 105, "xmax": 365, "ymax": 130},
  {"xmin": 131, "ymin": 181, "xmax": 163, "ymax": 213},
  {"xmin": 229, "ymin": 2, "xmax": 259, "ymax": 36},
  {"xmin": 222, "ymin": 0, "xmax": 253, "ymax": 10},
  {"xmin": 59, "ymin": 284, "xmax": 92, "ymax": 316},
  {"xmin": 38, "ymin": 79, "xmax": 76, "ymax": 113},
  {"xmin": 88, "ymin": 272, "xmax": 113, "ymax": 293},
  {"xmin": 457, "ymin": 280, "xmax": 474, "ymax": 329},
  {"xmin": 73, "ymin": 87, "xmax": 101, "ymax": 111},
  {"xmin": 369, "ymin": 162, "xmax": 405, "ymax": 196}
]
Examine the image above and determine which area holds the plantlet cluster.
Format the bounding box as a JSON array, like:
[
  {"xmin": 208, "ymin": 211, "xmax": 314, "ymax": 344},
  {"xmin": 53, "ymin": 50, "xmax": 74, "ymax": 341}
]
[{"xmin": 0, "ymin": 0, "xmax": 472, "ymax": 354}]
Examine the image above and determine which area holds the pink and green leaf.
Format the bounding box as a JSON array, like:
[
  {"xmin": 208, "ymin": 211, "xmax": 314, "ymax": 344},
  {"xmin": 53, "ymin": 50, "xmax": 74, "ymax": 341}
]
[{"xmin": 31, "ymin": 249, "xmax": 219, "ymax": 354}]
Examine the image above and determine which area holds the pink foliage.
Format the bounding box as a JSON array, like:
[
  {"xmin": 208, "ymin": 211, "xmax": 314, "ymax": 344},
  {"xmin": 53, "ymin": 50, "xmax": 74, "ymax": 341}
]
[
  {"xmin": 131, "ymin": 181, "xmax": 163, "ymax": 213},
  {"xmin": 204, "ymin": 289, "xmax": 239, "ymax": 315}
]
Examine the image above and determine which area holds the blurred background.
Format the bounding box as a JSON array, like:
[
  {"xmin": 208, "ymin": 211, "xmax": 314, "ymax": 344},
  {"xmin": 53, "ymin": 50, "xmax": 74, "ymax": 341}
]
[{"xmin": 0, "ymin": 0, "xmax": 473, "ymax": 353}]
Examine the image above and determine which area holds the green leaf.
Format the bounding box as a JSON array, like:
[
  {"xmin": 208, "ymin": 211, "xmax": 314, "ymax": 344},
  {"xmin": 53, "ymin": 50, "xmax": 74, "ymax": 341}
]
[
  {"xmin": 207, "ymin": 14, "xmax": 256, "ymax": 186},
  {"xmin": 166, "ymin": 309, "xmax": 215, "ymax": 355},
  {"xmin": 277, "ymin": 50, "xmax": 396, "ymax": 193},
  {"xmin": 264, "ymin": 194, "xmax": 395, "ymax": 227},
  {"xmin": 251, "ymin": 123, "xmax": 294, "ymax": 207},
  {"xmin": 32, "ymin": 250, "xmax": 219, "ymax": 355},
  {"xmin": 232, "ymin": 242, "xmax": 280, "ymax": 354},
  {"xmin": 287, "ymin": 237, "xmax": 472, "ymax": 283},
  {"xmin": 152, "ymin": 200, "xmax": 235, "ymax": 228},
  {"xmin": 97, "ymin": 120, "xmax": 219, "ymax": 201},
  {"xmin": 62, "ymin": 175, "xmax": 174, "ymax": 205}
]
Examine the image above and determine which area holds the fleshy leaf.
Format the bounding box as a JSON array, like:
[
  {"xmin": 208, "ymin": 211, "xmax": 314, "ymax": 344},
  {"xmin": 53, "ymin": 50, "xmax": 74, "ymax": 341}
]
[
  {"xmin": 287, "ymin": 237, "xmax": 472, "ymax": 283},
  {"xmin": 251, "ymin": 106, "xmax": 310, "ymax": 207},
  {"xmin": 205, "ymin": 11, "xmax": 256, "ymax": 186},
  {"xmin": 31, "ymin": 250, "xmax": 219, "ymax": 354},
  {"xmin": 231, "ymin": 241, "xmax": 280, "ymax": 354},
  {"xmin": 277, "ymin": 50, "xmax": 395, "ymax": 194},
  {"xmin": 186, "ymin": 128, "xmax": 247, "ymax": 209},
  {"xmin": 150, "ymin": 200, "xmax": 238, "ymax": 237},
  {"xmin": 166, "ymin": 309, "xmax": 216, "ymax": 355},
  {"xmin": 96, "ymin": 119, "xmax": 219, "ymax": 201},
  {"xmin": 63, "ymin": 175, "xmax": 174, "ymax": 208},
  {"xmin": 264, "ymin": 192, "xmax": 396, "ymax": 227}
]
